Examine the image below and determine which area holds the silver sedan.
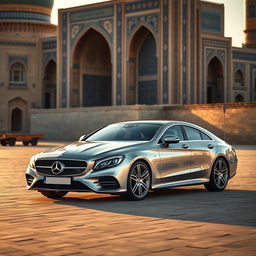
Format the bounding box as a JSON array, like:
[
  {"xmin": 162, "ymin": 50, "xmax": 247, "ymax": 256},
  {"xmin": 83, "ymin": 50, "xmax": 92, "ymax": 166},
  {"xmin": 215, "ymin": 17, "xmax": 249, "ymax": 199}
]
[{"xmin": 25, "ymin": 121, "xmax": 237, "ymax": 200}]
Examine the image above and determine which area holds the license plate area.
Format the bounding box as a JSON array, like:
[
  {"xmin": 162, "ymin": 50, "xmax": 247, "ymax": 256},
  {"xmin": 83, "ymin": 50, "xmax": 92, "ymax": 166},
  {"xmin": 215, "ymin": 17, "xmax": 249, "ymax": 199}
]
[{"xmin": 44, "ymin": 177, "xmax": 71, "ymax": 185}]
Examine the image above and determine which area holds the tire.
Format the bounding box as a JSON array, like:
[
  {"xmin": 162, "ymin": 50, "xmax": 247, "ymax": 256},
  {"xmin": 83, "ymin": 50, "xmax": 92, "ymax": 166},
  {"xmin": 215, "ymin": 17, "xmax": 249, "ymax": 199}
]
[
  {"xmin": 9, "ymin": 138, "xmax": 16, "ymax": 146},
  {"xmin": 23, "ymin": 141, "xmax": 29, "ymax": 146},
  {"xmin": 124, "ymin": 161, "xmax": 151, "ymax": 201},
  {"xmin": 40, "ymin": 190, "xmax": 68, "ymax": 199},
  {"xmin": 0, "ymin": 140, "xmax": 7, "ymax": 146},
  {"xmin": 31, "ymin": 138, "xmax": 38, "ymax": 146},
  {"xmin": 204, "ymin": 158, "xmax": 229, "ymax": 192}
]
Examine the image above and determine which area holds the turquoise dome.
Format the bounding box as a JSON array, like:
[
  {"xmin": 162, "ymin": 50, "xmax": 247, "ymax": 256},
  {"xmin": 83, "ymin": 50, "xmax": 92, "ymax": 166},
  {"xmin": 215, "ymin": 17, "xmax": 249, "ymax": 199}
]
[{"xmin": 0, "ymin": 0, "xmax": 54, "ymax": 9}]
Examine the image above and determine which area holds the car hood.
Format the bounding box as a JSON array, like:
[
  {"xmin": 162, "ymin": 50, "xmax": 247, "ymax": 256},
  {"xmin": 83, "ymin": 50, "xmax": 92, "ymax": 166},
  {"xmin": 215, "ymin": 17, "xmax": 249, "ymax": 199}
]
[{"xmin": 37, "ymin": 141, "xmax": 148, "ymax": 159}]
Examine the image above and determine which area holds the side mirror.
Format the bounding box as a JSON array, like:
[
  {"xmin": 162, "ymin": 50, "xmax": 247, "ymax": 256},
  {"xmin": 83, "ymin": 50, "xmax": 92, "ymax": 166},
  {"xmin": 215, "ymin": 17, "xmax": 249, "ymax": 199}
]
[
  {"xmin": 79, "ymin": 135, "xmax": 87, "ymax": 141},
  {"xmin": 163, "ymin": 135, "xmax": 180, "ymax": 145}
]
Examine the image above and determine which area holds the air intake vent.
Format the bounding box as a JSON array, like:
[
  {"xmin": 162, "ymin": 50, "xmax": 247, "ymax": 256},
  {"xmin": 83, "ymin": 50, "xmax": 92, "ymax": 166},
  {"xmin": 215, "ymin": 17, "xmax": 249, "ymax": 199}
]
[
  {"xmin": 95, "ymin": 176, "xmax": 120, "ymax": 190},
  {"xmin": 26, "ymin": 174, "xmax": 34, "ymax": 186}
]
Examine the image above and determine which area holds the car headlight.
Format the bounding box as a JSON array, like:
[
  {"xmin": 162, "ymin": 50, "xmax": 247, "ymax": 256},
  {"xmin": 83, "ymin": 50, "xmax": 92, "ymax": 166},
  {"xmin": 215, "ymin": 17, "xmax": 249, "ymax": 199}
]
[
  {"xmin": 29, "ymin": 155, "xmax": 37, "ymax": 169},
  {"xmin": 94, "ymin": 156, "xmax": 124, "ymax": 171}
]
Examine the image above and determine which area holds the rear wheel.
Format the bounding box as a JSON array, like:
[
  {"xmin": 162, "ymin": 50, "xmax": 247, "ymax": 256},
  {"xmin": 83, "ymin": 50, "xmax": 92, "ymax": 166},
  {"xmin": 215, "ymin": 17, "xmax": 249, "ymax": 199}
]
[
  {"xmin": 124, "ymin": 161, "xmax": 151, "ymax": 201},
  {"xmin": 39, "ymin": 190, "xmax": 68, "ymax": 199},
  {"xmin": 204, "ymin": 158, "xmax": 229, "ymax": 192}
]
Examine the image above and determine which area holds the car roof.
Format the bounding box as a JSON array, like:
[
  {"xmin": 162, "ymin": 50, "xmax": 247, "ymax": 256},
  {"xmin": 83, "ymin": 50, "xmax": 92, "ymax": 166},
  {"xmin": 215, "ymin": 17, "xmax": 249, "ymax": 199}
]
[
  {"xmin": 113, "ymin": 120, "xmax": 192, "ymax": 125},
  {"xmin": 112, "ymin": 120, "xmax": 221, "ymax": 141}
]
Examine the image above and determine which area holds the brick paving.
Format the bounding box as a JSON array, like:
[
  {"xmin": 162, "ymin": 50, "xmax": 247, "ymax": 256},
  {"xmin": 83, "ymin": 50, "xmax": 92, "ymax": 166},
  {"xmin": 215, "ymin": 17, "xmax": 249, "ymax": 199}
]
[{"xmin": 0, "ymin": 142, "xmax": 255, "ymax": 256}]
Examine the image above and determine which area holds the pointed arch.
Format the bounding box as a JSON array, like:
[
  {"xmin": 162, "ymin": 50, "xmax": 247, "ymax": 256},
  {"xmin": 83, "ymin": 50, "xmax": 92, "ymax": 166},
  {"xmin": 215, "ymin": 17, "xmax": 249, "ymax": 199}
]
[
  {"xmin": 207, "ymin": 56, "xmax": 224, "ymax": 103},
  {"xmin": 127, "ymin": 24, "xmax": 159, "ymax": 58},
  {"xmin": 43, "ymin": 59, "xmax": 56, "ymax": 108},
  {"xmin": 234, "ymin": 69, "xmax": 244, "ymax": 86},
  {"xmin": 8, "ymin": 97, "xmax": 27, "ymax": 132},
  {"xmin": 235, "ymin": 94, "xmax": 244, "ymax": 102},
  {"xmin": 72, "ymin": 25, "xmax": 113, "ymax": 63},
  {"xmin": 71, "ymin": 28, "xmax": 112, "ymax": 107},
  {"xmin": 127, "ymin": 25, "xmax": 158, "ymax": 105}
]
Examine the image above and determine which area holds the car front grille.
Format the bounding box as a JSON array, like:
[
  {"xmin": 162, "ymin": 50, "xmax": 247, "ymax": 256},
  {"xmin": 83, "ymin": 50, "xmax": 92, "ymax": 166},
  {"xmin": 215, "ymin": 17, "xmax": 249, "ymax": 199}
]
[{"xmin": 35, "ymin": 159, "xmax": 87, "ymax": 177}]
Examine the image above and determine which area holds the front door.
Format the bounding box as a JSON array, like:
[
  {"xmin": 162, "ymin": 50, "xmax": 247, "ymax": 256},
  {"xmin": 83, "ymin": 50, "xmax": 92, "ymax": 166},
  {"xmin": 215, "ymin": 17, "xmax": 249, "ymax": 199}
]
[{"xmin": 158, "ymin": 125, "xmax": 191, "ymax": 184}]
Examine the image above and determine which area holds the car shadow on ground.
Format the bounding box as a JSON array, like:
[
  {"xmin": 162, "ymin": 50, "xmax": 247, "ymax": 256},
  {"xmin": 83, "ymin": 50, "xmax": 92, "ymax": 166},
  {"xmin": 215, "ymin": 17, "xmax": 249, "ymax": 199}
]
[{"xmin": 55, "ymin": 187, "xmax": 256, "ymax": 227}]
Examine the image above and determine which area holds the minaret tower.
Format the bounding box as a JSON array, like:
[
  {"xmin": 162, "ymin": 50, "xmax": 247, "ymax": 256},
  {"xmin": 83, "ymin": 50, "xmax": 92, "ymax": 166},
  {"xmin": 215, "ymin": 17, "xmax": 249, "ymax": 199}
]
[
  {"xmin": 0, "ymin": 0, "xmax": 56, "ymax": 37},
  {"xmin": 244, "ymin": 0, "xmax": 256, "ymax": 48}
]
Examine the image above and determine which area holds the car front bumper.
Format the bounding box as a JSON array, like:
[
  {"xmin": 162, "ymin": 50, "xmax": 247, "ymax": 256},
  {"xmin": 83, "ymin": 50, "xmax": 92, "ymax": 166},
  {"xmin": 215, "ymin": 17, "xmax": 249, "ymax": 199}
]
[{"xmin": 25, "ymin": 158, "xmax": 132, "ymax": 194}]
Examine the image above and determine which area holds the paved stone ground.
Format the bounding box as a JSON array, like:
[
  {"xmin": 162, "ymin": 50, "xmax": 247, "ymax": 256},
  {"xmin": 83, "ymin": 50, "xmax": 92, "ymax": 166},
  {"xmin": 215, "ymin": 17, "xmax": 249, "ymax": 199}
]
[{"xmin": 0, "ymin": 142, "xmax": 255, "ymax": 256}]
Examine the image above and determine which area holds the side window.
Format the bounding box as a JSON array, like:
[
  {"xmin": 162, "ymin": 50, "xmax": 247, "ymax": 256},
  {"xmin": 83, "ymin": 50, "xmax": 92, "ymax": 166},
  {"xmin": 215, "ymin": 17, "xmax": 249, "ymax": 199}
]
[
  {"xmin": 162, "ymin": 125, "xmax": 184, "ymax": 141},
  {"xmin": 183, "ymin": 126, "xmax": 201, "ymax": 141},
  {"xmin": 201, "ymin": 131, "xmax": 212, "ymax": 140}
]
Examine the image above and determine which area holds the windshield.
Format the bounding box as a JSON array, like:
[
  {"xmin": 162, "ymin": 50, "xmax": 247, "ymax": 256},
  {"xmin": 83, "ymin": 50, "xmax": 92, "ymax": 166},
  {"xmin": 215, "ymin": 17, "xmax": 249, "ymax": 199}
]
[{"xmin": 86, "ymin": 123, "xmax": 162, "ymax": 141}]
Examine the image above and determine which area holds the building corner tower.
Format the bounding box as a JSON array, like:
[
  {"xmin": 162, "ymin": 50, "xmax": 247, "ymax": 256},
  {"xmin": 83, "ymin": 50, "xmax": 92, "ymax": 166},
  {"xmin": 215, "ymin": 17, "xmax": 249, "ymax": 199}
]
[{"xmin": 244, "ymin": 0, "xmax": 256, "ymax": 48}]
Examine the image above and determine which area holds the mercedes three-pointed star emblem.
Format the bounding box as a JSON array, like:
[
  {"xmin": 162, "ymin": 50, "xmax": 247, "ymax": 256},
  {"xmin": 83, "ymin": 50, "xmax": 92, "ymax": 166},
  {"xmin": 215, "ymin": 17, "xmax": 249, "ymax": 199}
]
[{"xmin": 51, "ymin": 161, "xmax": 65, "ymax": 175}]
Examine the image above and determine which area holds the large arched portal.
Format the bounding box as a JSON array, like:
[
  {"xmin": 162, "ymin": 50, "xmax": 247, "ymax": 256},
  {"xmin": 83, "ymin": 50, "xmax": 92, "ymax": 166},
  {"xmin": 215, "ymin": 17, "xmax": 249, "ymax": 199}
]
[
  {"xmin": 207, "ymin": 57, "xmax": 224, "ymax": 103},
  {"xmin": 11, "ymin": 108, "xmax": 22, "ymax": 132},
  {"xmin": 72, "ymin": 28, "xmax": 112, "ymax": 107},
  {"xmin": 127, "ymin": 26, "xmax": 158, "ymax": 105},
  {"xmin": 43, "ymin": 60, "xmax": 56, "ymax": 108}
]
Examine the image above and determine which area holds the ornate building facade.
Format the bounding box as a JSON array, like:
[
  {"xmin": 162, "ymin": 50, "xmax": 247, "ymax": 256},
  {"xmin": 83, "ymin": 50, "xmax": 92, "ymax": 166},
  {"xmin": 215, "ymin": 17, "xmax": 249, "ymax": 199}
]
[
  {"xmin": 0, "ymin": 0, "xmax": 256, "ymax": 133},
  {"xmin": 0, "ymin": 0, "xmax": 56, "ymax": 132},
  {"xmin": 57, "ymin": 0, "xmax": 256, "ymax": 109}
]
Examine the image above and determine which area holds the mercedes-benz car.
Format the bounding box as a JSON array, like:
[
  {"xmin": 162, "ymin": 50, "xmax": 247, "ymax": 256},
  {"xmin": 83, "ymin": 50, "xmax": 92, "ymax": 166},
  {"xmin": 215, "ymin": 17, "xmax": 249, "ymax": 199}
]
[{"xmin": 25, "ymin": 121, "xmax": 237, "ymax": 200}]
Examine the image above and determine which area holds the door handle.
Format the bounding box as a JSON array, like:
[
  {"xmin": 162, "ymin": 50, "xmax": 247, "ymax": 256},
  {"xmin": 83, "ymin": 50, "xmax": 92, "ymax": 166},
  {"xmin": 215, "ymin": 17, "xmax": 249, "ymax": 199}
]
[
  {"xmin": 182, "ymin": 144, "xmax": 189, "ymax": 149},
  {"xmin": 208, "ymin": 144, "xmax": 214, "ymax": 149}
]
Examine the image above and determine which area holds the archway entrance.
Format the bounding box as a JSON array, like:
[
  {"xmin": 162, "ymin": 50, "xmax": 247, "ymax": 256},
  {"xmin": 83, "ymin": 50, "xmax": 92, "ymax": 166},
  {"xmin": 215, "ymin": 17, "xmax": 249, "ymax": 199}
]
[
  {"xmin": 234, "ymin": 70, "xmax": 244, "ymax": 86},
  {"xmin": 8, "ymin": 97, "xmax": 27, "ymax": 133},
  {"xmin": 235, "ymin": 94, "xmax": 244, "ymax": 102},
  {"xmin": 11, "ymin": 108, "xmax": 22, "ymax": 132},
  {"xmin": 254, "ymin": 78, "xmax": 256, "ymax": 101},
  {"xmin": 207, "ymin": 57, "xmax": 224, "ymax": 103},
  {"xmin": 127, "ymin": 26, "xmax": 158, "ymax": 105},
  {"xmin": 43, "ymin": 60, "xmax": 56, "ymax": 108},
  {"xmin": 72, "ymin": 28, "xmax": 112, "ymax": 107}
]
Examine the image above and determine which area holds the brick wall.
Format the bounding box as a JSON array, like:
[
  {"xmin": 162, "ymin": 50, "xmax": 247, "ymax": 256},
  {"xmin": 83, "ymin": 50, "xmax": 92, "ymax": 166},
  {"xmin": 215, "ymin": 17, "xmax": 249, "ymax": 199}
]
[
  {"xmin": 163, "ymin": 103, "xmax": 256, "ymax": 144},
  {"xmin": 31, "ymin": 103, "xmax": 256, "ymax": 144}
]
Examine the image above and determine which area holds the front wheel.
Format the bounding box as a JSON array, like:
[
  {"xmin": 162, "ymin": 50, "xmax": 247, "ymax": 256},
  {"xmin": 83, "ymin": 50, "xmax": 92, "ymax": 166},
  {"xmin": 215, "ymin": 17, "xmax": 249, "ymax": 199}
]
[
  {"xmin": 204, "ymin": 158, "xmax": 229, "ymax": 192},
  {"xmin": 124, "ymin": 161, "xmax": 151, "ymax": 201},
  {"xmin": 39, "ymin": 190, "xmax": 68, "ymax": 199}
]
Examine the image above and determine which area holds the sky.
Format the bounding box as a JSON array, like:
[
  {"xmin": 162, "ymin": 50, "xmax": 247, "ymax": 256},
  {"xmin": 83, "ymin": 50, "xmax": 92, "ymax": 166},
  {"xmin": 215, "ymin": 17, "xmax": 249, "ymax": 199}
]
[{"xmin": 51, "ymin": 0, "xmax": 244, "ymax": 47}]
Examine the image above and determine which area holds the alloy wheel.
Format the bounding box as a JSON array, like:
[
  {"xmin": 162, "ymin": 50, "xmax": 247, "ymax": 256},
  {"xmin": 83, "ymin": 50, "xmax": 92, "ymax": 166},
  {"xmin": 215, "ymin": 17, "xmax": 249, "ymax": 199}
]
[
  {"xmin": 213, "ymin": 159, "xmax": 228, "ymax": 189},
  {"xmin": 129, "ymin": 163, "xmax": 150, "ymax": 199}
]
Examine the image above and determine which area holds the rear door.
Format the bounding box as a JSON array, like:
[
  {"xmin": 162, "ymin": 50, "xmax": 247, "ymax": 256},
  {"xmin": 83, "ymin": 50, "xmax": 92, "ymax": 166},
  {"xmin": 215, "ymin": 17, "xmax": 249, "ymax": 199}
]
[{"xmin": 182, "ymin": 125, "xmax": 217, "ymax": 180}]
